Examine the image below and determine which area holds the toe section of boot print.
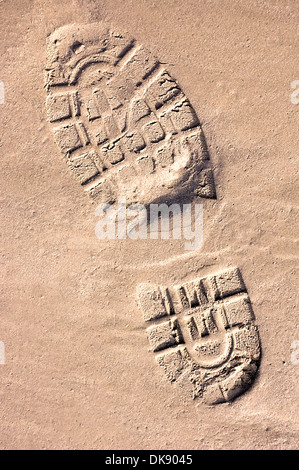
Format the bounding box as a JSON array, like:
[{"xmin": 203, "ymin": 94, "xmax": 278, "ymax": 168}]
[
  {"xmin": 137, "ymin": 268, "xmax": 261, "ymax": 404},
  {"xmin": 45, "ymin": 23, "xmax": 216, "ymax": 205}
]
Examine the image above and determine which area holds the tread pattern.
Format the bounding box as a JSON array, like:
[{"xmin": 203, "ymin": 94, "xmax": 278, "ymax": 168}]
[
  {"xmin": 45, "ymin": 23, "xmax": 216, "ymax": 205},
  {"xmin": 137, "ymin": 268, "xmax": 261, "ymax": 404}
]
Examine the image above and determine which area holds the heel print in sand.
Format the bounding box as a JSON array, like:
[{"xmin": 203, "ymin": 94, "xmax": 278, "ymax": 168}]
[
  {"xmin": 45, "ymin": 23, "xmax": 215, "ymax": 205},
  {"xmin": 137, "ymin": 268, "xmax": 261, "ymax": 404}
]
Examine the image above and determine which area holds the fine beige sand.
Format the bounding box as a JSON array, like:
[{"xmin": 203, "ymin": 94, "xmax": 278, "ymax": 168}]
[{"xmin": 0, "ymin": 0, "xmax": 298, "ymax": 450}]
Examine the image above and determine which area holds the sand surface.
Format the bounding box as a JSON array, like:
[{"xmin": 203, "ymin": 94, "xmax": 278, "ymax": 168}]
[{"xmin": 0, "ymin": 0, "xmax": 298, "ymax": 450}]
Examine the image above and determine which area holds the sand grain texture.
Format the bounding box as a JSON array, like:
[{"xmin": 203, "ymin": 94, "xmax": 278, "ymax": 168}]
[{"xmin": 0, "ymin": 0, "xmax": 298, "ymax": 450}]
